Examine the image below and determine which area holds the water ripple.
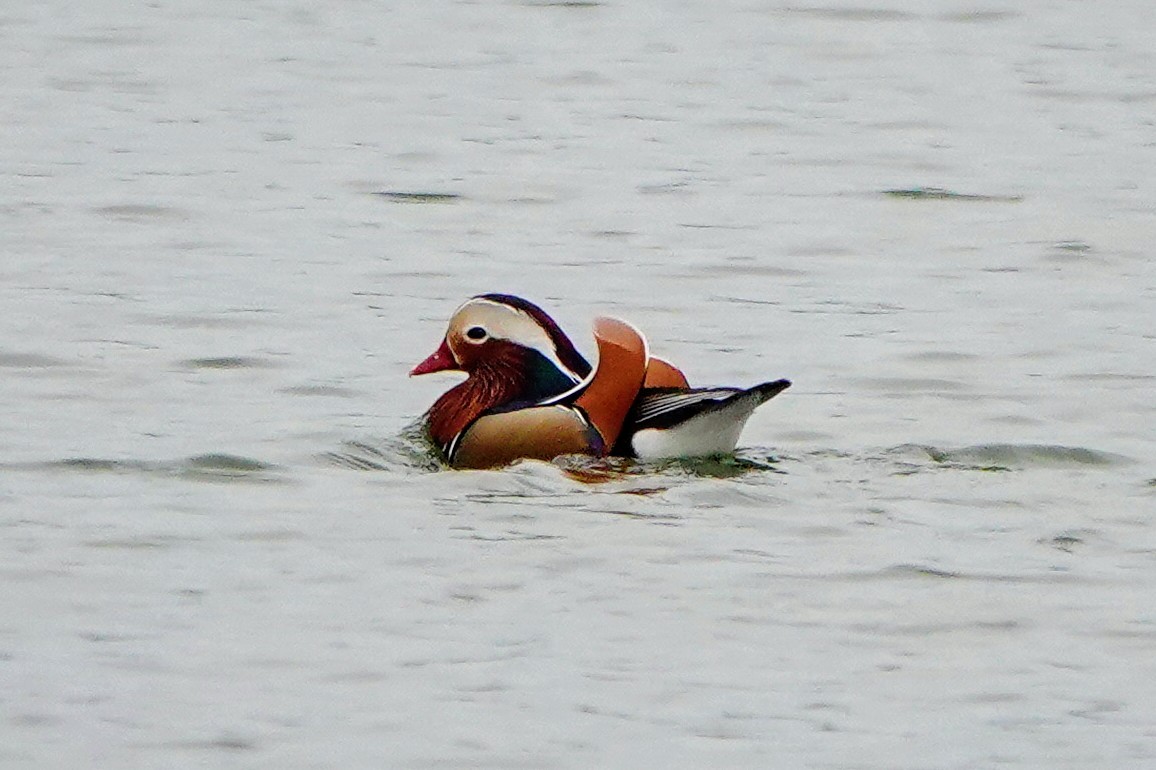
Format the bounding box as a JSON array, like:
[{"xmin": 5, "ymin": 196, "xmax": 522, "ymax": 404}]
[
  {"xmin": 902, "ymin": 443, "xmax": 1130, "ymax": 469},
  {"xmin": 7, "ymin": 454, "xmax": 283, "ymax": 483}
]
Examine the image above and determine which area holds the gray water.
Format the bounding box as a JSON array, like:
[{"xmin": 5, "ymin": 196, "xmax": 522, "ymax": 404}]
[{"xmin": 2, "ymin": 1, "xmax": 1155, "ymax": 768}]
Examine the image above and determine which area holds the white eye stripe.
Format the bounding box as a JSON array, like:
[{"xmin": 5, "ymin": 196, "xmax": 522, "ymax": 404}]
[{"xmin": 451, "ymin": 299, "xmax": 582, "ymax": 383}]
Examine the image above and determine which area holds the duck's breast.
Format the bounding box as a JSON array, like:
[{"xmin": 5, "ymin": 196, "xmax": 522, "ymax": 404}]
[{"xmin": 450, "ymin": 405, "xmax": 602, "ymax": 469}]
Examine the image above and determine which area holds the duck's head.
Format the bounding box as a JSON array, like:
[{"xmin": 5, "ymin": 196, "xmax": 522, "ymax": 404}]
[{"xmin": 411, "ymin": 293, "xmax": 592, "ymax": 398}]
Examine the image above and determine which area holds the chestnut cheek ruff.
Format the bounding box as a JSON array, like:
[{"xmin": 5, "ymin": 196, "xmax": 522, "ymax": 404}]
[{"xmin": 425, "ymin": 342, "xmax": 531, "ymax": 452}]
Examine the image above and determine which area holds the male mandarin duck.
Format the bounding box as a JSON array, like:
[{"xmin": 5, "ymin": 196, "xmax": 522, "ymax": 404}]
[{"xmin": 410, "ymin": 294, "xmax": 790, "ymax": 469}]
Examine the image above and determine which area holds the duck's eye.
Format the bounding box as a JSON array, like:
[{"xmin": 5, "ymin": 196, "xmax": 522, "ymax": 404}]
[{"xmin": 465, "ymin": 326, "xmax": 487, "ymax": 342}]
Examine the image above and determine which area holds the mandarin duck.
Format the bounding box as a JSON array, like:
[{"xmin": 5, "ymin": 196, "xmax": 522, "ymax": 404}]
[{"xmin": 411, "ymin": 294, "xmax": 790, "ymax": 469}]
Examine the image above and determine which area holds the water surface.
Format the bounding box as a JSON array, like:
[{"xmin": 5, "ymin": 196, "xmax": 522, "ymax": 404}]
[{"xmin": 2, "ymin": 1, "xmax": 1154, "ymax": 768}]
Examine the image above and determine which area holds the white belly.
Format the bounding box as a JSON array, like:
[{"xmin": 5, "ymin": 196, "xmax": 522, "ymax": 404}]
[{"xmin": 629, "ymin": 397, "xmax": 759, "ymax": 460}]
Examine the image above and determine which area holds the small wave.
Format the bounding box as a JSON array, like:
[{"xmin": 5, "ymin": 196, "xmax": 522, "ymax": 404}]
[
  {"xmin": 0, "ymin": 351, "xmax": 69, "ymax": 368},
  {"xmin": 882, "ymin": 187, "xmax": 1023, "ymax": 202},
  {"xmin": 808, "ymin": 564, "xmax": 1089, "ymax": 585},
  {"xmin": 907, "ymin": 443, "xmax": 1128, "ymax": 469},
  {"xmin": 13, "ymin": 454, "xmax": 283, "ymax": 483},
  {"xmin": 552, "ymin": 450, "xmax": 786, "ymax": 482},
  {"xmin": 372, "ymin": 191, "xmax": 462, "ymax": 204},
  {"xmin": 179, "ymin": 356, "xmax": 277, "ymax": 370},
  {"xmin": 184, "ymin": 454, "xmax": 274, "ymax": 473},
  {"xmin": 320, "ymin": 422, "xmax": 445, "ymax": 472}
]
